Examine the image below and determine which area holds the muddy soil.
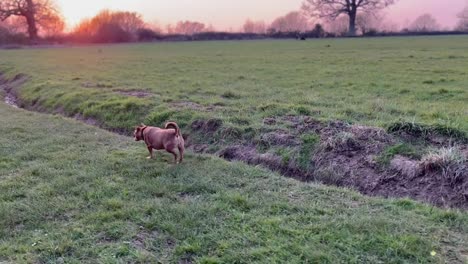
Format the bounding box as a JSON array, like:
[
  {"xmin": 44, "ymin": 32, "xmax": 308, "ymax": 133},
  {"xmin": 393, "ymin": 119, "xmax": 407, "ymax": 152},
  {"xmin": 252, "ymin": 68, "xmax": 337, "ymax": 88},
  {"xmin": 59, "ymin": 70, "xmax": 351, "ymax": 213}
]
[
  {"xmin": 194, "ymin": 115, "xmax": 468, "ymax": 209},
  {"xmin": 0, "ymin": 73, "xmax": 27, "ymax": 108}
]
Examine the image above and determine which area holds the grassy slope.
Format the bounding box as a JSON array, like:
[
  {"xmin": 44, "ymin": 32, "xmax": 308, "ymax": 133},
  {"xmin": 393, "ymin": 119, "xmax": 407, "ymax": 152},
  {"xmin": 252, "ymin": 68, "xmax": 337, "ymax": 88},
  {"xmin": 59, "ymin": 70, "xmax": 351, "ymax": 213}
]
[
  {"xmin": 0, "ymin": 37, "xmax": 467, "ymax": 135},
  {"xmin": 1, "ymin": 103, "xmax": 468, "ymax": 263}
]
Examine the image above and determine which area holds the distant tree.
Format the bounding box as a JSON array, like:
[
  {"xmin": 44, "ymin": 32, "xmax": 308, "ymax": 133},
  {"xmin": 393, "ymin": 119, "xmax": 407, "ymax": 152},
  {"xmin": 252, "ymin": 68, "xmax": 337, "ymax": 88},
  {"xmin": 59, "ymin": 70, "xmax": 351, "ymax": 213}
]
[
  {"xmin": 243, "ymin": 19, "xmax": 266, "ymax": 34},
  {"xmin": 409, "ymin": 13, "xmax": 440, "ymax": 32},
  {"xmin": 205, "ymin": 23, "xmax": 216, "ymax": 32},
  {"xmin": 302, "ymin": 0, "xmax": 396, "ymax": 36},
  {"xmin": 72, "ymin": 10, "xmax": 145, "ymax": 42},
  {"xmin": 110, "ymin": 11, "xmax": 144, "ymax": 36},
  {"xmin": 0, "ymin": 15, "xmax": 26, "ymax": 34},
  {"xmin": 165, "ymin": 24, "xmax": 174, "ymax": 34},
  {"xmin": 308, "ymin": 23, "xmax": 326, "ymax": 37},
  {"xmin": 379, "ymin": 19, "xmax": 399, "ymax": 32},
  {"xmin": 137, "ymin": 28, "xmax": 162, "ymax": 41},
  {"xmin": 37, "ymin": 9, "xmax": 64, "ymax": 37},
  {"xmin": 326, "ymin": 15, "xmax": 349, "ymax": 36},
  {"xmin": 456, "ymin": 6, "xmax": 468, "ymax": 31},
  {"xmin": 0, "ymin": 0, "xmax": 62, "ymax": 41},
  {"xmin": 243, "ymin": 19, "xmax": 255, "ymax": 33},
  {"xmin": 174, "ymin": 20, "xmax": 205, "ymax": 35},
  {"xmin": 269, "ymin": 11, "xmax": 310, "ymax": 33},
  {"xmin": 144, "ymin": 22, "xmax": 162, "ymax": 35},
  {"xmin": 94, "ymin": 23, "xmax": 130, "ymax": 43},
  {"xmin": 356, "ymin": 12, "xmax": 382, "ymax": 35}
]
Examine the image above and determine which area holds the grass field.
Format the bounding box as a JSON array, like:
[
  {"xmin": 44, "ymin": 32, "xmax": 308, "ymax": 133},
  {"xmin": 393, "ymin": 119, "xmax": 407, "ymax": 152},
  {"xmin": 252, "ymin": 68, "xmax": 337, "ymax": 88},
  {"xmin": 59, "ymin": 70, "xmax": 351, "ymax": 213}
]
[
  {"xmin": 1, "ymin": 102, "xmax": 468, "ymax": 263},
  {"xmin": 1, "ymin": 36, "xmax": 468, "ymax": 262},
  {"xmin": 0, "ymin": 36, "xmax": 467, "ymax": 134}
]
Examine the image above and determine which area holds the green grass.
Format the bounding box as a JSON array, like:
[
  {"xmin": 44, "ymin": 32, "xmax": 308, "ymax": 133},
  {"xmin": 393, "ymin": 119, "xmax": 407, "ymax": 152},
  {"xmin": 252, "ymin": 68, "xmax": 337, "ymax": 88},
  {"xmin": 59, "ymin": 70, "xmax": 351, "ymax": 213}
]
[
  {"xmin": 376, "ymin": 143, "xmax": 422, "ymax": 166},
  {"xmin": 0, "ymin": 36, "xmax": 467, "ymax": 137},
  {"xmin": 298, "ymin": 133, "xmax": 320, "ymax": 170},
  {"xmin": 1, "ymin": 37, "xmax": 468, "ymax": 263},
  {"xmin": 1, "ymin": 102, "xmax": 468, "ymax": 263}
]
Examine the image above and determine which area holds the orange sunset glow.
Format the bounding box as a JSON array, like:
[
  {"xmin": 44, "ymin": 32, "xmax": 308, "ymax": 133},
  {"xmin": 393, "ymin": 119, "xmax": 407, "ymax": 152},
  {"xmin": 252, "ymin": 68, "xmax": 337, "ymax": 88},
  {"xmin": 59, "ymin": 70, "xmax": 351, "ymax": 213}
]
[{"xmin": 57, "ymin": 0, "xmax": 467, "ymax": 30}]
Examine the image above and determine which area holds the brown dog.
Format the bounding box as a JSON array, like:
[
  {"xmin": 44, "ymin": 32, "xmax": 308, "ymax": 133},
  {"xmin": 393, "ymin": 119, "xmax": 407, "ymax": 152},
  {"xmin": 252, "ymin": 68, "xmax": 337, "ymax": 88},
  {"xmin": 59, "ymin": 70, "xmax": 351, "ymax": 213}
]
[{"xmin": 134, "ymin": 122, "xmax": 185, "ymax": 163}]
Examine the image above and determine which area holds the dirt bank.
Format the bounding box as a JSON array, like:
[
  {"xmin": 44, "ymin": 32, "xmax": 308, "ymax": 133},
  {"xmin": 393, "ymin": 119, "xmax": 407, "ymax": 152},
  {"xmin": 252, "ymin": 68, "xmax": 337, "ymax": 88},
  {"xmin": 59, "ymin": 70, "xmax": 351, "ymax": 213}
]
[
  {"xmin": 193, "ymin": 115, "xmax": 468, "ymax": 209},
  {"xmin": 0, "ymin": 73, "xmax": 27, "ymax": 108}
]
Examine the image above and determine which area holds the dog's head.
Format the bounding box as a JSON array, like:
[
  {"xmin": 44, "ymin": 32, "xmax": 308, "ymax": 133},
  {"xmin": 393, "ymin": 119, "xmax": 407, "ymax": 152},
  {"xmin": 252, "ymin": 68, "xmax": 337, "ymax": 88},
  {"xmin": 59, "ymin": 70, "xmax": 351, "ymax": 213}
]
[{"xmin": 133, "ymin": 124, "xmax": 146, "ymax": 141}]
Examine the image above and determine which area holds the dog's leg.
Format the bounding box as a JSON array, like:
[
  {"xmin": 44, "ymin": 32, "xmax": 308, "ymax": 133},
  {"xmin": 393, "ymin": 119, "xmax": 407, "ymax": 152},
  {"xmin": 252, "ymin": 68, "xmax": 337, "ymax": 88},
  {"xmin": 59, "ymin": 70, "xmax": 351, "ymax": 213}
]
[
  {"xmin": 178, "ymin": 145, "xmax": 184, "ymax": 163},
  {"xmin": 167, "ymin": 148, "xmax": 178, "ymax": 164},
  {"xmin": 147, "ymin": 146, "xmax": 154, "ymax": 159}
]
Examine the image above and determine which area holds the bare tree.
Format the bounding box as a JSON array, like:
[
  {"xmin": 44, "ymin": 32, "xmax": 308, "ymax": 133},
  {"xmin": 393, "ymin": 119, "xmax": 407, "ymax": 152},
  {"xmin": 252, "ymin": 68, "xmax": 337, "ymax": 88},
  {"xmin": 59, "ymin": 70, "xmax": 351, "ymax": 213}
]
[
  {"xmin": 0, "ymin": 0, "xmax": 61, "ymax": 41},
  {"xmin": 0, "ymin": 15, "xmax": 25, "ymax": 34},
  {"xmin": 174, "ymin": 21, "xmax": 205, "ymax": 35},
  {"xmin": 456, "ymin": 6, "xmax": 468, "ymax": 31},
  {"xmin": 243, "ymin": 19, "xmax": 266, "ymax": 34},
  {"xmin": 326, "ymin": 15, "xmax": 349, "ymax": 36},
  {"xmin": 111, "ymin": 11, "xmax": 144, "ymax": 35},
  {"xmin": 147, "ymin": 21, "xmax": 163, "ymax": 34},
  {"xmin": 409, "ymin": 13, "xmax": 440, "ymax": 32},
  {"xmin": 269, "ymin": 11, "xmax": 310, "ymax": 33},
  {"xmin": 205, "ymin": 23, "xmax": 215, "ymax": 32},
  {"xmin": 302, "ymin": 0, "xmax": 396, "ymax": 36},
  {"xmin": 356, "ymin": 12, "xmax": 382, "ymax": 35}
]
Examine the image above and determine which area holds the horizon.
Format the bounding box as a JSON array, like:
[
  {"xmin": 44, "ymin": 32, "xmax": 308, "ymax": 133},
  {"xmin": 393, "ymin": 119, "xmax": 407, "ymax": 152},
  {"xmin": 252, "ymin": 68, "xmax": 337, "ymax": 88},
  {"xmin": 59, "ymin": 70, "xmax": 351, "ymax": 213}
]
[{"xmin": 57, "ymin": 0, "xmax": 468, "ymax": 31}]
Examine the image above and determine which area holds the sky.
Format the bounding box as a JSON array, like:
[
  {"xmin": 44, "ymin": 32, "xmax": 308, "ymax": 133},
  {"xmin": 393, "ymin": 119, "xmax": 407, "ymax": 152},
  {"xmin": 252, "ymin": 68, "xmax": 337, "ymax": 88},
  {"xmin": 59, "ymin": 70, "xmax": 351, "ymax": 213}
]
[{"xmin": 57, "ymin": 0, "xmax": 468, "ymax": 30}]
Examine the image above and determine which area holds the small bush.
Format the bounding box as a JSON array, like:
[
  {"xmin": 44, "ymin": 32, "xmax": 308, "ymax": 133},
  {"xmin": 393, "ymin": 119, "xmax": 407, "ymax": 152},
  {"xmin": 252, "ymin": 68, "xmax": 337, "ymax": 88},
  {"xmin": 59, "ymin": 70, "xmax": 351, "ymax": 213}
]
[
  {"xmin": 421, "ymin": 147, "xmax": 465, "ymax": 172},
  {"xmin": 322, "ymin": 132, "xmax": 360, "ymax": 152}
]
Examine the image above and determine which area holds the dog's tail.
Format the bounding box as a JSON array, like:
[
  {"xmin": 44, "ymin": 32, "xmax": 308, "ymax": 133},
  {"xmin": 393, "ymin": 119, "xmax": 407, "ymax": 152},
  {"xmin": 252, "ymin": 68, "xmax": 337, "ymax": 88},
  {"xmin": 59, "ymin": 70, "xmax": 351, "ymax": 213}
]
[{"xmin": 165, "ymin": 122, "xmax": 181, "ymax": 138}]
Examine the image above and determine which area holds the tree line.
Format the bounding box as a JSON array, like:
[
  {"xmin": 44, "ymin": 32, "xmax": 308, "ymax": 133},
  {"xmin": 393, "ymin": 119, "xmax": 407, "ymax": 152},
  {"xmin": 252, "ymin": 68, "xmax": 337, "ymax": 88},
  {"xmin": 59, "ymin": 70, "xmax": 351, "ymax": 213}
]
[{"xmin": 1, "ymin": 0, "xmax": 468, "ymax": 44}]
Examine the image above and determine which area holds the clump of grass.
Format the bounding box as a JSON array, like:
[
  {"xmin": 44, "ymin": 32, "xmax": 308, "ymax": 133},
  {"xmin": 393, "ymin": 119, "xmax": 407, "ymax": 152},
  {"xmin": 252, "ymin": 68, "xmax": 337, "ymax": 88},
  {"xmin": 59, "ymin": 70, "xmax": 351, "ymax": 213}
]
[
  {"xmin": 376, "ymin": 143, "xmax": 421, "ymax": 166},
  {"xmin": 322, "ymin": 132, "xmax": 360, "ymax": 152},
  {"xmin": 258, "ymin": 103, "xmax": 291, "ymax": 116},
  {"xmin": 302, "ymin": 133, "xmax": 320, "ymax": 145},
  {"xmin": 241, "ymin": 126, "xmax": 258, "ymax": 141},
  {"xmin": 217, "ymin": 126, "xmax": 243, "ymax": 142},
  {"xmin": 387, "ymin": 121, "xmax": 467, "ymax": 142},
  {"xmin": 295, "ymin": 105, "xmax": 311, "ymax": 115},
  {"xmin": 221, "ymin": 91, "xmax": 241, "ymax": 99},
  {"xmin": 437, "ymin": 88, "xmax": 449, "ymax": 94},
  {"xmin": 313, "ymin": 166, "xmax": 346, "ymax": 185},
  {"xmin": 212, "ymin": 101, "xmax": 226, "ymax": 106},
  {"xmin": 145, "ymin": 110, "xmax": 176, "ymax": 127},
  {"xmin": 96, "ymin": 82, "xmax": 114, "ymax": 88},
  {"xmin": 421, "ymin": 147, "xmax": 466, "ymax": 177},
  {"xmin": 275, "ymin": 148, "xmax": 292, "ymax": 166},
  {"xmin": 298, "ymin": 133, "xmax": 320, "ymax": 170},
  {"xmin": 399, "ymin": 89, "xmax": 410, "ymax": 94},
  {"xmin": 229, "ymin": 116, "xmax": 250, "ymax": 125}
]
